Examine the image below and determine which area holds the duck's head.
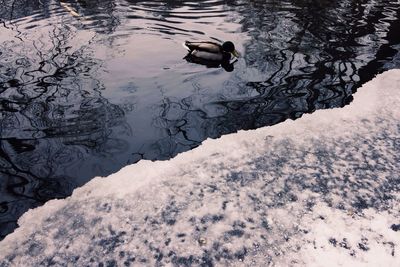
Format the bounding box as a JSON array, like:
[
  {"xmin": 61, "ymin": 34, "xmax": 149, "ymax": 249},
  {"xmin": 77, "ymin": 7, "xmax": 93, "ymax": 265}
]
[{"xmin": 222, "ymin": 41, "xmax": 241, "ymax": 58}]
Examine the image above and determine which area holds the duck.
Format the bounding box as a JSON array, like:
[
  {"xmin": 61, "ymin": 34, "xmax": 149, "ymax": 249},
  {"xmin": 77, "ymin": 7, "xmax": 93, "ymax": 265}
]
[
  {"xmin": 184, "ymin": 41, "xmax": 240, "ymax": 61},
  {"xmin": 183, "ymin": 41, "xmax": 240, "ymax": 71}
]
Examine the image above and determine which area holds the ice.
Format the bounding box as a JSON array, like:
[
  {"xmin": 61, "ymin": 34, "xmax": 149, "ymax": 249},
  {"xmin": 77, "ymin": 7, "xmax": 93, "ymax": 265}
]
[{"xmin": 0, "ymin": 70, "xmax": 399, "ymax": 266}]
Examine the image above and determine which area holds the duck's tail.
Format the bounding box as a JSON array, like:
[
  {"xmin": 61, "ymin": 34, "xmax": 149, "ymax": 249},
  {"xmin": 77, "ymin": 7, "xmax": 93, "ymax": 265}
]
[{"xmin": 182, "ymin": 41, "xmax": 191, "ymax": 51}]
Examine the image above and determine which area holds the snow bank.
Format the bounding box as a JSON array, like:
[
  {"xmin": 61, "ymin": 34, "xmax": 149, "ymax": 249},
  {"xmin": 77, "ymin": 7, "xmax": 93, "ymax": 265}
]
[{"xmin": 0, "ymin": 70, "xmax": 399, "ymax": 266}]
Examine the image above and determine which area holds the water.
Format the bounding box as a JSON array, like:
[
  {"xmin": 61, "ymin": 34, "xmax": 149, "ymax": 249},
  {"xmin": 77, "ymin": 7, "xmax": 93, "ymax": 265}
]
[{"xmin": 0, "ymin": 0, "xmax": 399, "ymax": 239}]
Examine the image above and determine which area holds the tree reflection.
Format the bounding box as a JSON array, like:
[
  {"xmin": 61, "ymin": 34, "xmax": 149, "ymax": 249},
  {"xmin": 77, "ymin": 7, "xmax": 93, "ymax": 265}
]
[
  {"xmin": 0, "ymin": 0, "xmax": 129, "ymax": 239},
  {"xmin": 1, "ymin": 0, "xmax": 400, "ymax": 240},
  {"xmin": 134, "ymin": 0, "xmax": 400, "ymax": 160}
]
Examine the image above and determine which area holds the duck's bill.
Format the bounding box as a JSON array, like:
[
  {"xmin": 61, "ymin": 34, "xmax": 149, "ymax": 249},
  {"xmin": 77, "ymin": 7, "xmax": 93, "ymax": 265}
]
[{"xmin": 232, "ymin": 49, "xmax": 241, "ymax": 58}]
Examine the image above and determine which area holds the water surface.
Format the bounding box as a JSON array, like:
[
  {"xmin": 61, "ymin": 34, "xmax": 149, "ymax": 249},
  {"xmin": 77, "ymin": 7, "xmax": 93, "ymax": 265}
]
[{"xmin": 1, "ymin": 0, "xmax": 400, "ymax": 238}]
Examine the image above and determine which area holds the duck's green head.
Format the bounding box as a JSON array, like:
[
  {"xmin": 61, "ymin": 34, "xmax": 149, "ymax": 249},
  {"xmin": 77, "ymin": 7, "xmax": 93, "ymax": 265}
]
[{"xmin": 222, "ymin": 41, "xmax": 241, "ymax": 58}]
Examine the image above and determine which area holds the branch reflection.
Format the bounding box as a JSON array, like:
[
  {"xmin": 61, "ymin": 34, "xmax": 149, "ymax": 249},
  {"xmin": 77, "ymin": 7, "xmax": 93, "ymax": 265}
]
[
  {"xmin": 0, "ymin": 0, "xmax": 129, "ymax": 239},
  {"xmin": 0, "ymin": 0, "xmax": 399, "ymax": 240}
]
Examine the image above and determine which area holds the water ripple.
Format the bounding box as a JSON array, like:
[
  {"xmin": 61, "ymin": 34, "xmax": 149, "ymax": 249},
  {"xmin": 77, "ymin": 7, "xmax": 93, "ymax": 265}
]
[{"xmin": 1, "ymin": 0, "xmax": 400, "ymax": 240}]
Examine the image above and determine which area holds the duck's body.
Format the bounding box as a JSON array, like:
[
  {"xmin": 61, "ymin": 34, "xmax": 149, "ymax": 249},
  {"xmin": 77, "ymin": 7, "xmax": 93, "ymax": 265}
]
[
  {"xmin": 184, "ymin": 41, "xmax": 223, "ymax": 54},
  {"xmin": 184, "ymin": 41, "xmax": 239, "ymax": 62}
]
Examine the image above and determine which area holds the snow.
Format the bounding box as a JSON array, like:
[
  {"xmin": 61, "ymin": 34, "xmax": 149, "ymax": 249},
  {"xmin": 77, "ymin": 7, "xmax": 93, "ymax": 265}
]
[{"xmin": 0, "ymin": 69, "xmax": 399, "ymax": 266}]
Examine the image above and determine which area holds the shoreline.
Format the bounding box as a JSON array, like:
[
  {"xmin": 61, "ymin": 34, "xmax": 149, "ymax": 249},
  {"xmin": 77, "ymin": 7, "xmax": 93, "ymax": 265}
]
[{"xmin": 1, "ymin": 70, "xmax": 399, "ymax": 266}]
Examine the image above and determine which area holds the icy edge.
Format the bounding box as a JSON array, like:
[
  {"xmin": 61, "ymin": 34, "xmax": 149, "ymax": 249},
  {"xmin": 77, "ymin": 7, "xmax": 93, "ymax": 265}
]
[{"xmin": 0, "ymin": 70, "xmax": 399, "ymax": 266}]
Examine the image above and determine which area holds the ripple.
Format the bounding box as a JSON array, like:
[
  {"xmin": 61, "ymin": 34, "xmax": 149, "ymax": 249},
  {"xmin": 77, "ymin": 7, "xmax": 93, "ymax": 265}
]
[{"xmin": 1, "ymin": 0, "xmax": 400, "ymax": 241}]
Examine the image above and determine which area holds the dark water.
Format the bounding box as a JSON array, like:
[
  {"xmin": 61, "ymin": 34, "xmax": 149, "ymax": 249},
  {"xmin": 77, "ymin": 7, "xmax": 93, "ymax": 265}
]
[{"xmin": 1, "ymin": 0, "xmax": 400, "ymax": 239}]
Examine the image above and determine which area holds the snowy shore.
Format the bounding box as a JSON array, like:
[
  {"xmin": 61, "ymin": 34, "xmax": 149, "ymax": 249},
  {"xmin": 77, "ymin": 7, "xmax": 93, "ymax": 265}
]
[{"xmin": 0, "ymin": 70, "xmax": 399, "ymax": 266}]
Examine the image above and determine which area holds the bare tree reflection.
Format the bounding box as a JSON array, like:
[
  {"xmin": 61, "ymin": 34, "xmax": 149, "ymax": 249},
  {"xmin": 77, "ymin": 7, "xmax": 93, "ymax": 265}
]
[
  {"xmin": 132, "ymin": 0, "xmax": 400, "ymax": 161},
  {"xmin": 0, "ymin": 1, "xmax": 129, "ymax": 239},
  {"xmin": 1, "ymin": 0, "xmax": 400, "ymax": 240}
]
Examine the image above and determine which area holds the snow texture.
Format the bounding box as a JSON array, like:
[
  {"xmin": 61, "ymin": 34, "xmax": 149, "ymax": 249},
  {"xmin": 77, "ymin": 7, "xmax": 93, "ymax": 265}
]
[{"xmin": 0, "ymin": 70, "xmax": 399, "ymax": 266}]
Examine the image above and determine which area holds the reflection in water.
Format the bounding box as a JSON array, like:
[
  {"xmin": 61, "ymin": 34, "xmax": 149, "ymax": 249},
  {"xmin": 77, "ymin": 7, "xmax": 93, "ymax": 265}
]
[
  {"xmin": 1, "ymin": 0, "xmax": 400, "ymax": 239},
  {"xmin": 184, "ymin": 54, "xmax": 237, "ymax": 72},
  {"xmin": 0, "ymin": 1, "xmax": 130, "ymax": 238}
]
